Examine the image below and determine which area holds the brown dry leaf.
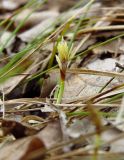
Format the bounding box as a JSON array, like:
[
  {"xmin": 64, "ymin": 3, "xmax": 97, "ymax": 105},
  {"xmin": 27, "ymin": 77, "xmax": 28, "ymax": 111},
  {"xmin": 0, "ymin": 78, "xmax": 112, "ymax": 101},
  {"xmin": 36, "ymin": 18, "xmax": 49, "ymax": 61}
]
[
  {"xmin": 44, "ymin": 0, "xmax": 78, "ymax": 11},
  {"xmin": 15, "ymin": 9, "xmax": 59, "ymax": 28},
  {"xmin": 0, "ymin": 136, "xmax": 45, "ymax": 160},
  {"xmin": 93, "ymin": 39, "xmax": 124, "ymax": 55},
  {"xmin": 38, "ymin": 120, "xmax": 62, "ymax": 149},
  {"xmin": 63, "ymin": 74, "xmax": 110, "ymax": 103},
  {"xmin": 66, "ymin": 118, "xmax": 94, "ymax": 139},
  {"xmin": 61, "ymin": 2, "xmax": 101, "ymax": 21},
  {"xmin": 0, "ymin": 120, "xmax": 62, "ymax": 160},
  {"xmin": 63, "ymin": 57, "xmax": 124, "ymax": 102},
  {"xmin": 1, "ymin": 119, "xmax": 39, "ymax": 138},
  {"xmin": 18, "ymin": 17, "xmax": 58, "ymax": 42},
  {"xmin": 65, "ymin": 117, "xmax": 124, "ymax": 153},
  {"xmin": 101, "ymin": 123, "xmax": 124, "ymax": 153},
  {"xmin": 20, "ymin": 137, "xmax": 45, "ymax": 160}
]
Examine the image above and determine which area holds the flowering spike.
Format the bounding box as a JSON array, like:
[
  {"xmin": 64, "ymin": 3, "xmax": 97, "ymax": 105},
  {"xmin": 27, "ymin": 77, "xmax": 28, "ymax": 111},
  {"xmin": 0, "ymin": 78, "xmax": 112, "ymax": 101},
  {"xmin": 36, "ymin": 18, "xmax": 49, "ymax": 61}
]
[
  {"xmin": 55, "ymin": 55, "xmax": 62, "ymax": 70},
  {"xmin": 57, "ymin": 38, "xmax": 69, "ymax": 62}
]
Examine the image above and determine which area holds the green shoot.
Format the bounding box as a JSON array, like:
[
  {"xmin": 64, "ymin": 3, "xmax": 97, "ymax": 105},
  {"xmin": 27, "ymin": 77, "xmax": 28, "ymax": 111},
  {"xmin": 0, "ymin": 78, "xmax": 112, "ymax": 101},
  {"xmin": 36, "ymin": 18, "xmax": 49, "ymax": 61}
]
[{"xmin": 56, "ymin": 38, "xmax": 73, "ymax": 104}]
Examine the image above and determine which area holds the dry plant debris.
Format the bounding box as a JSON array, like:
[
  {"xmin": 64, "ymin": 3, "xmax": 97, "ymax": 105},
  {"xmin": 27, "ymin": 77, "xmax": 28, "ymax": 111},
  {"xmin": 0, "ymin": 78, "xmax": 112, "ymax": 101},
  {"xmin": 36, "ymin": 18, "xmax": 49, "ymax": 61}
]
[{"xmin": 1, "ymin": 0, "xmax": 124, "ymax": 160}]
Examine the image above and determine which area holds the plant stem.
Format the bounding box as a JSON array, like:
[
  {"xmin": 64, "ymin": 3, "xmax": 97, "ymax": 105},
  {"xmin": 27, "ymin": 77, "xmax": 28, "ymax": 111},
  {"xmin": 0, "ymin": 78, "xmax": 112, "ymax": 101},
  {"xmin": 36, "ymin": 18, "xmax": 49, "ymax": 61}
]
[
  {"xmin": 56, "ymin": 79, "xmax": 65, "ymax": 104},
  {"xmin": 93, "ymin": 134, "xmax": 101, "ymax": 160}
]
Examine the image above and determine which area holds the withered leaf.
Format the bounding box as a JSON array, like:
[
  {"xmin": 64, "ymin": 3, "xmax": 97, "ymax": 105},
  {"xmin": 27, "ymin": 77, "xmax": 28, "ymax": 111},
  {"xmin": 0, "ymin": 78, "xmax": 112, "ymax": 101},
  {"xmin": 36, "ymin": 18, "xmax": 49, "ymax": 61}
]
[{"xmin": 1, "ymin": 119, "xmax": 39, "ymax": 139}]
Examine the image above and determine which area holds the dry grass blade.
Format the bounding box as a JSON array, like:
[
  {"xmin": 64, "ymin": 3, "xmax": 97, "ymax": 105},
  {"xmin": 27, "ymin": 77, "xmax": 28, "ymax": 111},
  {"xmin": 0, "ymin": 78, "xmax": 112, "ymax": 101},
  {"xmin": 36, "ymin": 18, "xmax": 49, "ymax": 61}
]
[
  {"xmin": 87, "ymin": 83, "xmax": 124, "ymax": 103},
  {"xmin": 67, "ymin": 68, "xmax": 124, "ymax": 78},
  {"xmin": 78, "ymin": 25, "xmax": 124, "ymax": 34}
]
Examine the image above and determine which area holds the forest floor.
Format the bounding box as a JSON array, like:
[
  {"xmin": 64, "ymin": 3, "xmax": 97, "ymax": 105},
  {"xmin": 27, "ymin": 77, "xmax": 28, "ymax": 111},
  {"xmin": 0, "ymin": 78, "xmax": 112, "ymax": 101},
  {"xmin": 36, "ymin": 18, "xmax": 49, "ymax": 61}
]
[{"xmin": 0, "ymin": 0, "xmax": 124, "ymax": 160}]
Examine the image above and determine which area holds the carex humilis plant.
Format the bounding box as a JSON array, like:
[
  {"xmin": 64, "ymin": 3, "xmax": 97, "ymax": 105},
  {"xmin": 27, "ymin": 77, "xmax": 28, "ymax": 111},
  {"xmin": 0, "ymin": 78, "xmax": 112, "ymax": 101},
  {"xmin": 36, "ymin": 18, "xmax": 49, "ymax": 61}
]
[{"xmin": 56, "ymin": 37, "xmax": 73, "ymax": 104}]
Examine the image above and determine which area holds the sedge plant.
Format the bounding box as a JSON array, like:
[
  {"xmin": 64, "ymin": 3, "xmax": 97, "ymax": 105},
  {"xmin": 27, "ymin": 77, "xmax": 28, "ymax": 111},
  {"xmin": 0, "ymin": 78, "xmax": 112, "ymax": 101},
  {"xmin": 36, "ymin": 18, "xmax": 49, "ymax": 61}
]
[{"xmin": 56, "ymin": 38, "xmax": 73, "ymax": 104}]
